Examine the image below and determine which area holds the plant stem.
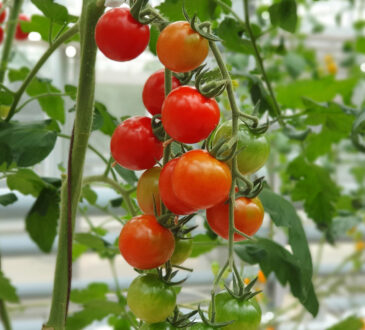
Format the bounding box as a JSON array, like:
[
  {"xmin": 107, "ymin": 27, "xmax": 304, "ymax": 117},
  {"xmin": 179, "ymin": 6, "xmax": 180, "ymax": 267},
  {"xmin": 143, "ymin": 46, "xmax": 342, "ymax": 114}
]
[
  {"xmin": 0, "ymin": 253, "xmax": 12, "ymax": 330},
  {"xmin": 45, "ymin": 2, "xmax": 104, "ymax": 329},
  {"xmin": 5, "ymin": 23, "xmax": 79, "ymax": 122},
  {"xmin": 242, "ymin": 0, "xmax": 284, "ymax": 126},
  {"xmin": 83, "ymin": 175, "xmax": 137, "ymax": 217},
  {"xmin": 212, "ymin": 0, "xmax": 242, "ymax": 22},
  {"xmin": 0, "ymin": 0, "xmax": 23, "ymax": 84}
]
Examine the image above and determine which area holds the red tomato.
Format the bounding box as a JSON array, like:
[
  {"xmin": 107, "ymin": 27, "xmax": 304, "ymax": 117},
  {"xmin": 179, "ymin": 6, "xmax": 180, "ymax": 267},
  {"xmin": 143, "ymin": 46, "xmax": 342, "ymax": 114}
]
[
  {"xmin": 137, "ymin": 167, "xmax": 161, "ymax": 215},
  {"xmin": 119, "ymin": 214, "xmax": 175, "ymax": 269},
  {"xmin": 159, "ymin": 158, "xmax": 197, "ymax": 215},
  {"xmin": 157, "ymin": 21, "xmax": 209, "ymax": 73},
  {"xmin": 0, "ymin": 3, "xmax": 7, "ymax": 24},
  {"xmin": 162, "ymin": 86, "xmax": 220, "ymax": 144},
  {"xmin": 0, "ymin": 27, "xmax": 3, "ymax": 44},
  {"xmin": 142, "ymin": 69, "xmax": 181, "ymax": 116},
  {"xmin": 172, "ymin": 150, "xmax": 232, "ymax": 210},
  {"xmin": 15, "ymin": 14, "xmax": 29, "ymax": 40},
  {"xmin": 206, "ymin": 197, "xmax": 264, "ymax": 241},
  {"xmin": 110, "ymin": 116, "xmax": 163, "ymax": 170},
  {"xmin": 95, "ymin": 8, "xmax": 150, "ymax": 61}
]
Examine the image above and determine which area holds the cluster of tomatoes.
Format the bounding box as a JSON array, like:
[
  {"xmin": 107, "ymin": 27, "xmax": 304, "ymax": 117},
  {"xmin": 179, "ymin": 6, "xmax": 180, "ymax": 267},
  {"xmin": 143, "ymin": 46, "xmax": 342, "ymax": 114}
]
[
  {"xmin": 95, "ymin": 4, "xmax": 267, "ymax": 328},
  {"xmin": 0, "ymin": 3, "xmax": 29, "ymax": 44}
]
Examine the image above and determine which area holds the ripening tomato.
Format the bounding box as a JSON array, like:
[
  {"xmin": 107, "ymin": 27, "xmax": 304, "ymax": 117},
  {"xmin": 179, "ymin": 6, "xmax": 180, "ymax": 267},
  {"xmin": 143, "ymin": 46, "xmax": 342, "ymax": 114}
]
[
  {"xmin": 211, "ymin": 292, "xmax": 261, "ymax": 330},
  {"xmin": 159, "ymin": 158, "xmax": 198, "ymax": 215},
  {"xmin": 15, "ymin": 14, "xmax": 29, "ymax": 40},
  {"xmin": 212, "ymin": 120, "xmax": 270, "ymax": 175},
  {"xmin": 127, "ymin": 274, "xmax": 176, "ymax": 323},
  {"xmin": 119, "ymin": 214, "xmax": 175, "ymax": 269},
  {"xmin": 95, "ymin": 8, "xmax": 150, "ymax": 61},
  {"xmin": 110, "ymin": 116, "xmax": 163, "ymax": 170},
  {"xmin": 156, "ymin": 21, "xmax": 209, "ymax": 73},
  {"xmin": 206, "ymin": 197, "xmax": 264, "ymax": 241},
  {"xmin": 162, "ymin": 86, "xmax": 220, "ymax": 144},
  {"xmin": 137, "ymin": 167, "xmax": 161, "ymax": 215},
  {"xmin": 170, "ymin": 237, "xmax": 193, "ymax": 265},
  {"xmin": 142, "ymin": 69, "xmax": 181, "ymax": 116},
  {"xmin": 0, "ymin": 3, "xmax": 7, "ymax": 24},
  {"xmin": 172, "ymin": 150, "xmax": 232, "ymax": 210},
  {"xmin": 0, "ymin": 27, "xmax": 3, "ymax": 44}
]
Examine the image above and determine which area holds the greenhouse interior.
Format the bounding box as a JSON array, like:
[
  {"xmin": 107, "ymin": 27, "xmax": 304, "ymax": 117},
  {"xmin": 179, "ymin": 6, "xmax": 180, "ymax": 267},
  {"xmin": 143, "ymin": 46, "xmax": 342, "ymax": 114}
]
[{"xmin": 0, "ymin": 0, "xmax": 364, "ymax": 329}]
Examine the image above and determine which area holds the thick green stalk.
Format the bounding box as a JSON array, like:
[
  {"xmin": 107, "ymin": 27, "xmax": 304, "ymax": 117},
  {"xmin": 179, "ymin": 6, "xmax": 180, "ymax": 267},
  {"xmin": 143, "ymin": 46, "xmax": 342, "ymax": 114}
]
[
  {"xmin": 0, "ymin": 0, "xmax": 23, "ymax": 83},
  {"xmin": 5, "ymin": 23, "xmax": 79, "ymax": 121},
  {"xmin": 44, "ymin": 1, "xmax": 104, "ymax": 329}
]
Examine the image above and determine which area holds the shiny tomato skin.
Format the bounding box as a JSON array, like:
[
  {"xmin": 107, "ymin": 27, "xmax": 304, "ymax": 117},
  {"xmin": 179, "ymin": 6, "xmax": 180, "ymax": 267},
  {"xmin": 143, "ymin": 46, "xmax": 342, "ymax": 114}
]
[
  {"xmin": 156, "ymin": 21, "xmax": 209, "ymax": 73},
  {"xmin": 95, "ymin": 8, "xmax": 150, "ymax": 61},
  {"xmin": 162, "ymin": 86, "xmax": 220, "ymax": 144},
  {"xmin": 170, "ymin": 237, "xmax": 193, "ymax": 265},
  {"xmin": 159, "ymin": 158, "xmax": 198, "ymax": 215},
  {"xmin": 213, "ymin": 120, "xmax": 270, "ymax": 175},
  {"xmin": 172, "ymin": 150, "xmax": 232, "ymax": 210},
  {"xmin": 0, "ymin": 3, "xmax": 6, "ymax": 24},
  {"xmin": 143, "ymin": 69, "xmax": 181, "ymax": 116},
  {"xmin": 15, "ymin": 14, "xmax": 29, "ymax": 40},
  {"xmin": 212, "ymin": 292, "xmax": 261, "ymax": 330},
  {"xmin": 127, "ymin": 274, "xmax": 176, "ymax": 323},
  {"xmin": 206, "ymin": 197, "xmax": 264, "ymax": 241},
  {"xmin": 110, "ymin": 116, "xmax": 163, "ymax": 170},
  {"xmin": 119, "ymin": 214, "xmax": 175, "ymax": 269},
  {"xmin": 0, "ymin": 27, "xmax": 3, "ymax": 44},
  {"xmin": 137, "ymin": 167, "xmax": 162, "ymax": 215}
]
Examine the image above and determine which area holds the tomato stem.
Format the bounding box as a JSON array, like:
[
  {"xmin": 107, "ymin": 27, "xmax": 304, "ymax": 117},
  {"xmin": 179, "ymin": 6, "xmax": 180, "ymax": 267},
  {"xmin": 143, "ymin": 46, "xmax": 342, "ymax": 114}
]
[
  {"xmin": 45, "ymin": 1, "xmax": 104, "ymax": 328},
  {"xmin": 0, "ymin": 0, "xmax": 23, "ymax": 84}
]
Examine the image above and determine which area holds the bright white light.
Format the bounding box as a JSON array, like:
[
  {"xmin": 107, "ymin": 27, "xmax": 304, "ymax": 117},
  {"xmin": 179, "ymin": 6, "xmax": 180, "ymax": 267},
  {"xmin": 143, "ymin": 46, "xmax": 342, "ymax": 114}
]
[
  {"xmin": 28, "ymin": 32, "xmax": 41, "ymax": 41},
  {"xmin": 360, "ymin": 63, "xmax": 365, "ymax": 72},
  {"xmin": 262, "ymin": 312, "xmax": 274, "ymax": 323},
  {"xmin": 105, "ymin": 0, "xmax": 126, "ymax": 7},
  {"xmin": 262, "ymin": 12, "xmax": 270, "ymax": 20},
  {"xmin": 65, "ymin": 46, "xmax": 77, "ymax": 58}
]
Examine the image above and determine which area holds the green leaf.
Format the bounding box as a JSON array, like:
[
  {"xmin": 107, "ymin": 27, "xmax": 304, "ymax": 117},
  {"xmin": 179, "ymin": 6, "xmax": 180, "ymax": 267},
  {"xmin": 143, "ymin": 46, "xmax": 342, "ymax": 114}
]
[
  {"xmin": 302, "ymin": 99, "xmax": 355, "ymax": 161},
  {"xmin": 26, "ymin": 78, "xmax": 65, "ymax": 123},
  {"xmin": 326, "ymin": 315, "xmax": 363, "ymax": 330},
  {"xmin": 351, "ymin": 109, "xmax": 365, "ymax": 152},
  {"xmin": 259, "ymin": 188, "xmax": 313, "ymax": 286},
  {"xmin": 0, "ymin": 271, "xmax": 19, "ymax": 302},
  {"xmin": 327, "ymin": 214, "xmax": 362, "ymax": 243},
  {"xmin": 64, "ymin": 84, "xmax": 77, "ymax": 100},
  {"xmin": 355, "ymin": 36, "xmax": 365, "ymax": 54},
  {"xmin": 114, "ymin": 164, "xmax": 138, "ymax": 186},
  {"xmin": 269, "ymin": 0, "xmax": 297, "ymax": 33},
  {"xmin": 157, "ymin": 0, "xmax": 222, "ymax": 22},
  {"xmin": 82, "ymin": 185, "xmax": 98, "ymax": 205},
  {"xmin": 276, "ymin": 77, "xmax": 358, "ymax": 109},
  {"xmin": 0, "ymin": 193, "xmax": 18, "ymax": 206},
  {"xmin": 31, "ymin": 0, "xmax": 69, "ymax": 24},
  {"xmin": 148, "ymin": 25, "xmax": 159, "ymax": 55},
  {"xmin": 235, "ymin": 238, "xmax": 319, "ymax": 316},
  {"xmin": 94, "ymin": 101, "xmax": 118, "ymax": 136},
  {"xmin": 287, "ymin": 156, "xmax": 340, "ymax": 229},
  {"xmin": 26, "ymin": 187, "xmax": 59, "ymax": 252},
  {"xmin": 284, "ymin": 52, "xmax": 307, "ymax": 78},
  {"xmin": 8, "ymin": 66, "xmax": 30, "ymax": 82},
  {"xmin": 246, "ymin": 74, "xmax": 275, "ymax": 115},
  {"xmin": 7, "ymin": 169, "xmax": 45, "ymax": 196},
  {"xmin": 217, "ymin": 18, "xmax": 254, "ymax": 55},
  {"xmin": 67, "ymin": 300, "xmax": 124, "ymax": 330},
  {"xmin": 70, "ymin": 282, "xmax": 109, "ymax": 304},
  {"xmin": 72, "ymin": 243, "xmax": 89, "ymax": 262},
  {"xmin": 0, "ymin": 91, "xmax": 14, "ymax": 106},
  {"xmin": 0, "ymin": 120, "xmax": 57, "ymax": 167},
  {"xmin": 190, "ymin": 234, "xmax": 218, "ymax": 258}
]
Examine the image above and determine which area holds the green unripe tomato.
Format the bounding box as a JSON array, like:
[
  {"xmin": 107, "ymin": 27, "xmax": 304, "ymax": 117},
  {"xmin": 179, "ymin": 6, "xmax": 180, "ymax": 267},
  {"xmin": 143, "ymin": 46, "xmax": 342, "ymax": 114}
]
[
  {"xmin": 212, "ymin": 120, "xmax": 270, "ymax": 175},
  {"xmin": 0, "ymin": 105, "xmax": 10, "ymax": 119},
  {"xmin": 127, "ymin": 274, "xmax": 176, "ymax": 324},
  {"xmin": 210, "ymin": 292, "xmax": 261, "ymax": 330},
  {"xmin": 170, "ymin": 237, "xmax": 193, "ymax": 265},
  {"xmin": 188, "ymin": 323, "xmax": 215, "ymax": 329},
  {"xmin": 140, "ymin": 322, "xmax": 177, "ymax": 329}
]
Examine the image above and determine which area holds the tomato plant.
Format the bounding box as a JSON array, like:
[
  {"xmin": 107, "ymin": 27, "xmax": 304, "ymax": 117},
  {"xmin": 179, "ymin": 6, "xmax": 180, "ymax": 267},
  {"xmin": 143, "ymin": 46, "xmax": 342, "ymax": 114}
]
[
  {"xmin": 0, "ymin": 3, "xmax": 6, "ymax": 23},
  {"xmin": 15, "ymin": 14, "xmax": 29, "ymax": 40},
  {"xmin": 211, "ymin": 292, "xmax": 261, "ymax": 330},
  {"xmin": 0, "ymin": 27, "xmax": 3, "ymax": 44},
  {"xmin": 110, "ymin": 116, "xmax": 163, "ymax": 170},
  {"xmin": 170, "ymin": 237, "xmax": 193, "ymax": 265},
  {"xmin": 95, "ymin": 7, "xmax": 150, "ymax": 61},
  {"xmin": 137, "ymin": 166, "xmax": 162, "ymax": 215},
  {"xmin": 159, "ymin": 158, "xmax": 198, "ymax": 215},
  {"xmin": 172, "ymin": 150, "xmax": 232, "ymax": 210},
  {"xmin": 162, "ymin": 86, "xmax": 220, "ymax": 144},
  {"xmin": 127, "ymin": 274, "xmax": 176, "ymax": 323},
  {"xmin": 156, "ymin": 21, "xmax": 209, "ymax": 72},
  {"xmin": 118, "ymin": 214, "xmax": 175, "ymax": 269},
  {"xmin": 206, "ymin": 197, "xmax": 264, "ymax": 241},
  {"xmin": 140, "ymin": 322, "xmax": 177, "ymax": 329},
  {"xmin": 143, "ymin": 69, "xmax": 181, "ymax": 115},
  {"xmin": 212, "ymin": 120, "xmax": 270, "ymax": 175}
]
